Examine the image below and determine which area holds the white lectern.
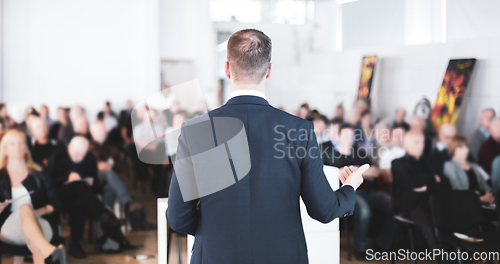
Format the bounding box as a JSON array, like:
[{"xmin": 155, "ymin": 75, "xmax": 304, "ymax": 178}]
[{"xmin": 158, "ymin": 165, "xmax": 340, "ymax": 264}]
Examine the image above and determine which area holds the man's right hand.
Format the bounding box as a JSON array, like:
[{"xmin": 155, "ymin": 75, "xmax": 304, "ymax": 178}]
[{"xmin": 340, "ymin": 164, "xmax": 369, "ymax": 190}]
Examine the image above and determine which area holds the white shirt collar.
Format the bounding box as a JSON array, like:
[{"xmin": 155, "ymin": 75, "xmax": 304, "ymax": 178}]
[
  {"xmin": 436, "ymin": 141, "xmax": 447, "ymax": 151},
  {"xmin": 227, "ymin": 89, "xmax": 267, "ymax": 102}
]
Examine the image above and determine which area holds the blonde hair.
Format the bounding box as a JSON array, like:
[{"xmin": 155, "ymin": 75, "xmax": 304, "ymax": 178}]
[{"xmin": 0, "ymin": 130, "xmax": 42, "ymax": 173}]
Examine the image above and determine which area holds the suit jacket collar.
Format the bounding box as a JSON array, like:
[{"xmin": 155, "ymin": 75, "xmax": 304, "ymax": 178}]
[{"xmin": 225, "ymin": 95, "xmax": 270, "ymax": 106}]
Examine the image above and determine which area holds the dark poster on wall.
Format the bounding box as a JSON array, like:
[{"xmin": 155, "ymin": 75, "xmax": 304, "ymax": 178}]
[
  {"xmin": 430, "ymin": 58, "xmax": 476, "ymax": 132},
  {"xmin": 356, "ymin": 56, "xmax": 377, "ymax": 111}
]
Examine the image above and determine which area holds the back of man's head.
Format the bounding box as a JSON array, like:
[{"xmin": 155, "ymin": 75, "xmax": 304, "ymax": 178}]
[{"xmin": 227, "ymin": 29, "xmax": 272, "ymax": 84}]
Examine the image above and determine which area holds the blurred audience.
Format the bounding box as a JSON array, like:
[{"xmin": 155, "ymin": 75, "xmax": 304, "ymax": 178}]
[
  {"xmin": 391, "ymin": 131, "xmax": 448, "ymax": 250},
  {"xmin": 478, "ymin": 118, "xmax": 500, "ymax": 174},
  {"xmin": 29, "ymin": 116, "xmax": 61, "ymax": 168},
  {"xmin": 393, "ymin": 108, "xmax": 409, "ymax": 131},
  {"xmin": 321, "ymin": 124, "xmax": 394, "ymax": 260},
  {"xmin": 428, "ymin": 123, "xmax": 456, "ymax": 175},
  {"xmin": 443, "ymin": 135, "xmax": 494, "ymax": 203},
  {"xmin": 0, "ymin": 130, "xmax": 65, "ymax": 264},
  {"xmin": 409, "ymin": 116, "xmax": 433, "ymax": 156},
  {"xmin": 46, "ymin": 136, "xmax": 130, "ymax": 259},
  {"xmin": 470, "ymin": 108, "xmax": 496, "ymax": 161}
]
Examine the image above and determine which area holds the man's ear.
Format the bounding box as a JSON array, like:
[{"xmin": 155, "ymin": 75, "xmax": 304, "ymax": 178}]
[
  {"xmin": 225, "ymin": 61, "xmax": 231, "ymax": 79},
  {"xmin": 266, "ymin": 62, "xmax": 272, "ymax": 79}
]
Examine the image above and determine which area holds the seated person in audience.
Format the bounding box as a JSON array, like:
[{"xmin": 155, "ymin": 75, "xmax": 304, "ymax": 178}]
[
  {"xmin": 358, "ymin": 110, "xmax": 376, "ymax": 151},
  {"xmin": 409, "ymin": 116, "xmax": 433, "ymax": 156},
  {"xmin": 89, "ymin": 120, "xmax": 154, "ymax": 230},
  {"xmin": 379, "ymin": 125, "xmax": 407, "ymax": 184},
  {"xmin": 331, "ymin": 104, "xmax": 344, "ymax": 123},
  {"xmin": 46, "ymin": 136, "xmax": 130, "ymax": 259},
  {"xmin": 313, "ymin": 115, "xmax": 329, "ymax": 144},
  {"xmin": 97, "ymin": 101, "xmax": 118, "ymax": 132},
  {"xmin": 429, "ymin": 123, "xmax": 456, "ymax": 175},
  {"xmin": 443, "ymin": 135, "xmax": 494, "ymax": 203},
  {"xmin": 391, "ymin": 131, "xmax": 448, "ymax": 250},
  {"xmin": 0, "ymin": 103, "xmax": 18, "ymax": 129},
  {"xmin": 321, "ymin": 124, "xmax": 395, "ymax": 260},
  {"xmin": 393, "ymin": 108, "xmax": 409, "ymax": 131},
  {"xmin": 64, "ymin": 115, "xmax": 91, "ymax": 145},
  {"xmin": 479, "ymin": 118, "xmax": 500, "ymax": 174},
  {"xmin": 0, "ymin": 130, "xmax": 65, "ymax": 264},
  {"xmin": 320, "ymin": 119, "xmax": 342, "ymax": 152},
  {"xmin": 29, "ymin": 116, "xmax": 61, "ymax": 168},
  {"xmin": 39, "ymin": 105, "xmax": 55, "ymax": 126},
  {"xmin": 297, "ymin": 103, "xmax": 311, "ymax": 120},
  {"xmin": 48, "ymin": 107, "xmax": 73, "ymax": 142},
  {"xmin": 17, "ymin": 107, "xmax": 39, "ymax": 138},
  {"xmin": 470, "ymin": 108, "xmax": 495, "ymax": 161}
]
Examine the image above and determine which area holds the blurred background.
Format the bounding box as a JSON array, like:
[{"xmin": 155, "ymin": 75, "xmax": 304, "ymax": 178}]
[{"xmin": 2, "ymin": 0, "xmax": 500, "ymax": 138}]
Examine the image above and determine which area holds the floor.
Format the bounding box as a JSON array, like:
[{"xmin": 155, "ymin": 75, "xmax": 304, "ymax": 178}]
[{"xmin": 1, "ymin": 174, "xmax": 434, "ymax": 264}]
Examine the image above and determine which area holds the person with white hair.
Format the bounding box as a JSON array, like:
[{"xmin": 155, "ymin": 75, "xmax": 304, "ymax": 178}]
[{"xmin": 46, "ymin": 136, "xmax": 131, "ymax": 259}]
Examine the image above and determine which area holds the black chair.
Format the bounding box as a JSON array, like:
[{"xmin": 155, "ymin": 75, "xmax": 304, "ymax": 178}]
[
  {"xmin": 430, "ymin": 190, "xmax": 500, "ymax": 262},
  {"xmin": 391, "ymin": 215, "xmax": 418, "ymax": 264}
]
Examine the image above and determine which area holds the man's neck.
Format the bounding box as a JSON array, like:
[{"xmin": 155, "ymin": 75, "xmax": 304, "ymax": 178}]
[{"xmin": 230, "ymin": 80, "xmax": 265, "ymax": 94}]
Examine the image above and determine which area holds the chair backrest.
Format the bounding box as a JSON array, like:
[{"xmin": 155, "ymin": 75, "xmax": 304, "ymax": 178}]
[{"xmin": 429, "ymin": 190, "xmax": 483, "ymax": 233}]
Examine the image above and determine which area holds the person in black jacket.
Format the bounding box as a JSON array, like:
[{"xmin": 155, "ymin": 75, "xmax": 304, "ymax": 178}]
[
  {"xmin": 0, "ymin": 130, "xmax": 65, "ymax": 264},
  {"xmin": 29, "ymin": 117, "xmax": 62, "ymax": 169},
  {"xmin": 46, "ymin": 136, "xmax": 130, "ymax": 259},
  {"xmin": 391, "ymin": 131, "xmax": 448, "ymax": 250}
]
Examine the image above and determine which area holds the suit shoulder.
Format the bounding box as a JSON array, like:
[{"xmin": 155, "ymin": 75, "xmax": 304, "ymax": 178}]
[{"xmin": 269, "ymin": 107, "xmax": 312, "ymax": 128}]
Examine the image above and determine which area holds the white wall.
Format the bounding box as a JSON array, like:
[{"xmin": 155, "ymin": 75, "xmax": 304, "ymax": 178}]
[{"xmin": 2, "ymin": 0, "xmax": 160, "ymax": 122}]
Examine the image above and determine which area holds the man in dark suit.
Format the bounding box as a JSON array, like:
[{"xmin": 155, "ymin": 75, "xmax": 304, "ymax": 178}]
[{"xmin": 166, "ymin": 29, "xmax": 366, "ymax": 264}]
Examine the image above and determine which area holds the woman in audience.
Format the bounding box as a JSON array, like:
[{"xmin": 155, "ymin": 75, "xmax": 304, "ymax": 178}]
[
  {"xmin": 0, "ymin": 130, "xmax": 65, "ymax": 264},
  {"xmin": 443, "ymin": 135, "xmax": 495, "ymax": 203}
]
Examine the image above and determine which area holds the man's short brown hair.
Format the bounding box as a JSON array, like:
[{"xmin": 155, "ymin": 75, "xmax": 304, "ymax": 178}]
[
  {"xmin": 448, "ymin": 135, "xmax": 469, "ymax": 156},
  {"xmin": 227, "ymin": 29, "xmax": 272, "ymax": 84}
]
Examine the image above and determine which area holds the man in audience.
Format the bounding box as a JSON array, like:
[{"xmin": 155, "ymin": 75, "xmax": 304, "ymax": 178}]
[
  {"xmin": 359, "ymin": 110, "xmax": 375, "ymax": 150},
  {"xmin": 332, "ymin": 104, "xmax": 344, "ymax": 123},
  {"xmin": 429, "ymin": 123, "xmax": 456, "ymax": 175},
  {"xmin": 313, "ymin": 114, "xmax": 329, "ymax": 144},
  {"xmin": 470, "ymin": 108, "xmax": 496, "ymax": 161},
  {"xmin": 321, "ymin": 124, "xmax": 395, "ymax": 260},
  {"xmin": 391, "ymin": 131, "xmax": 448, "ymax": 250},
  {"xmin": 29, "ymin": 116, "xmax": 61, "ymax": 168},
  {"xmin": 298, "ymin": 103, "xmax": 311, "ymax": 120},
  {"xmin": 89, "ymin": 120, "xmax": 155, "ymax": 230},
  {"xmin": 0, "ymin": 103, "xmax": 17, "ymax": 129},
  {"xmin": 64, "ymin": 115, "xmax": 91, "ymax": 145},
  {"xmin": 479, "ymin": 118, "xmax": 500, "ymax": 174},
  {"xmin": 48, "ymin": 107, "xmax": 72, "ymax": 142},
  {"xmin": 379, "ymin": 125, "xmax": 407, "ymax": 184},
  {"xmin": 47, "ymin": 136, "xmax": 131, "ymax": 258},
  {"xmin": 409, "ymin": 116, "xmax": 433, "ymax": 156},
  {"xmin": 319, "ymin": 119, "xmax": 342, "ymax": 155},
  {"xmin": 40, "ymin": 104, "xmax": 55, "ymax": 126},
  {"xmin": 393, "ymin": 108, "xmax": 409, "ymax": 131},
  {"xmin": 98, "ymin": 101, "xmax": 118, "ymax": 132}
]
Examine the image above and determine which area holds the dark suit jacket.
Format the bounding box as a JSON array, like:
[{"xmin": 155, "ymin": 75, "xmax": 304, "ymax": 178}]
[
  {"xmin": 0, "ymin": 169, "xmax": 62, "ymax": 228},
  {"xmin": 46, "ymin": 148, "xmax": 100, "ymax": 193},
  {"xmin": 167, "ymin": 96, "xmax": 356, "ymax": 264},
  {"xmin": 391, "ymin": 155, "xmax": 448, "ymax": 216}
]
